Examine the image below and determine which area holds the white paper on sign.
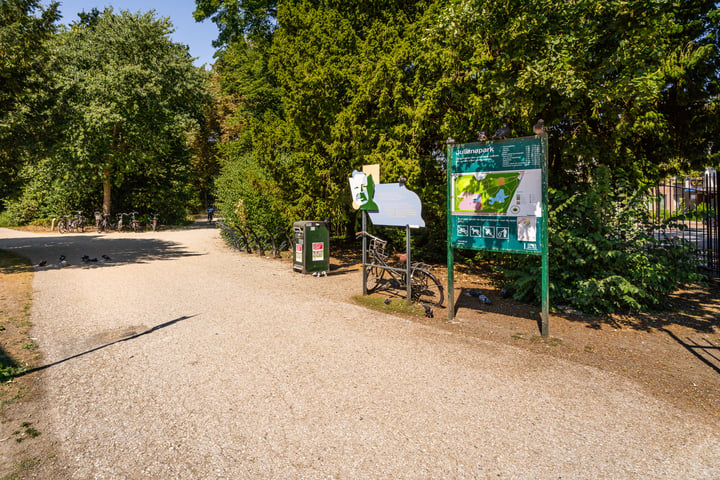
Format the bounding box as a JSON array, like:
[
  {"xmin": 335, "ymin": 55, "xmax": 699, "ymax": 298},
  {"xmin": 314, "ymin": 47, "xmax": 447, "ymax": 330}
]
[{"xmin": 367, "ymin": 183, "xmax": 425, "ymax": 227}]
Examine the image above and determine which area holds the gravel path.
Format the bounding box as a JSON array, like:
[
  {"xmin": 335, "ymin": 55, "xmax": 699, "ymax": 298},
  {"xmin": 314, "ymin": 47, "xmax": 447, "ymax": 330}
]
[{"xmin": 1, "ymin": 225, "xmax": 719, "ymax": 479}]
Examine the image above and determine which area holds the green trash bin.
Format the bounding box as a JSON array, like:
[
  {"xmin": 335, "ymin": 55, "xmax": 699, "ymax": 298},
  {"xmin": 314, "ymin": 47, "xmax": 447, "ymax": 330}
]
[{"xmin": 293, "ymin": 221, "xmax": 330, "ymax": 274}]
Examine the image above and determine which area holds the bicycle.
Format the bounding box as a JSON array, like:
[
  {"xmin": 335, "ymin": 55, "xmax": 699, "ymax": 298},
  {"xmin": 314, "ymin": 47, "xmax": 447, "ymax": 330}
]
[
  {"xmin": 148, "ymin": 213, "xmax": 158, "ymax": 232},
  {"xmin": 97, "ymin": 213, "xmax": 117, "ymax": 232},
  {"xmin": 116, "ymin": 212, "xmax": 127, "ymax": 231},
  {"xmin": 128, "ymin": 212, "xmax": 140, "ymax": 232},
  {"xmin": 356, "ymin": 231, "xmax": 444, "ymax": 306},
  {"xmin": 94, "ymin": 211, "xmax": 103, "ymax": 232},
  {"xmin": 58, "ymin": 211, "xmax": 85, "ymax": 233}
]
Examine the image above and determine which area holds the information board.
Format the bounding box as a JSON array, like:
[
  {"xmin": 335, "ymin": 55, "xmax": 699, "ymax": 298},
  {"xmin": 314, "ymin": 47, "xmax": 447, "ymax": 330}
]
[{"xmin": 449, "ymin": 136, "xmax": 545, "ymax": 255}]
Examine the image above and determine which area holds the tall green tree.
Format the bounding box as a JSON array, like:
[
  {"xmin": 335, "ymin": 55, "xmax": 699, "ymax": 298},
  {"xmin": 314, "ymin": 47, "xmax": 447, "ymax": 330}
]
[
  {"xmin": 193, "ymin": 0, "xmax": 277, "ymax": 47},
  {"xmin": 0, "ymin": 0, "xmax": 60, "ymax": 202},
  {"xmin": 51, "ymin": 9, "xmax": 209, "ymax": 217}
]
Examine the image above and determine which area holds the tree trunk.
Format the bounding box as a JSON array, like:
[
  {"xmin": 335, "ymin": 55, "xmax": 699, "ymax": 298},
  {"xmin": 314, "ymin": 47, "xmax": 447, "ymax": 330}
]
[
  {"xmin": 103, "ymin": 165, "xmax": 111, "ymax": 216},
  {"xmin": 103, "ymin": 122, "xmax": 119, "ymax": 216}
]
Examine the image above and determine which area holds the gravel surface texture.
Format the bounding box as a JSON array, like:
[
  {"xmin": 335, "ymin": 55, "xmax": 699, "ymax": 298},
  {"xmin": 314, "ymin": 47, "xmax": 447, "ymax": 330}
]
[{"xmin": 1, "ymin": 225, "xmax": 719, "ymax": 479}]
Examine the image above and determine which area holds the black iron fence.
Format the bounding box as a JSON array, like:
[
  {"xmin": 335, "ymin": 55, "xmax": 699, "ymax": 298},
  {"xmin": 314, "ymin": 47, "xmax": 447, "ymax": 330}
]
[{"xmin": 648, "ymin": 168, "xmax": 719, "ymax": 278}]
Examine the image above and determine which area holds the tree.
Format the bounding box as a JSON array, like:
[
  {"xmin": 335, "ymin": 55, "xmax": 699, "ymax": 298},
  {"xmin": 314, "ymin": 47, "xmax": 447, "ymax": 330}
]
[
  {"xmin": 51, "ymin": 9, "xmax": 209, "ymax": 217},
  {"xmin": 193, "ymin": 0, "xmax": 277, "ymax": 47},
  {"xmin": 0, "ymin": 0, "xmax": 60, "ymax": 202}
]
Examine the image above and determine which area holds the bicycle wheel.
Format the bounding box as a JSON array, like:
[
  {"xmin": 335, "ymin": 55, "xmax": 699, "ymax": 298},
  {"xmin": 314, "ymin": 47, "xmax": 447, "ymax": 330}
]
[
  {"xmin": 58, "ymin": 219, "xmax": 67, "ymax": 234},
  {"xmin": 411, "ymin": 269, "xmax": 444, "ymax": 306},
  {"xmin": 364, "ymin": 265, "xmax": 385, "ymax": 293}
]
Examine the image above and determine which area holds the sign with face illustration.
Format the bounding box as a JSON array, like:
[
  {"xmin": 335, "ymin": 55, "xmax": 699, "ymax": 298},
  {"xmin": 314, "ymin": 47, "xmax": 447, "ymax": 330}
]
[{"xmin": 349, "ymin": 168, "xmax": 425, "ymax": 228}]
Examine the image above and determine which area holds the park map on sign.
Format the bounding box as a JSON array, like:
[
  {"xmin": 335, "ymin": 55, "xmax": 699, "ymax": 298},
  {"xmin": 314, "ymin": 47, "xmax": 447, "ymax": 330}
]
[{"xmin": 453, "ymin": 172, "xmax": 522, "ymax": 214}]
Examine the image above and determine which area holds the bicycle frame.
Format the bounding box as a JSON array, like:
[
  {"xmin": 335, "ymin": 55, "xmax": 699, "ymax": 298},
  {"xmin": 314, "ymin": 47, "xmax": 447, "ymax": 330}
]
[{"xmin": 357, "ymin": 231, "xmax": 444, "ymax": 306}]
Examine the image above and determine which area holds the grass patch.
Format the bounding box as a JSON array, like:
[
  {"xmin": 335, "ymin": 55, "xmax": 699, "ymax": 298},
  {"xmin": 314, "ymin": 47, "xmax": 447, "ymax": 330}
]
[
  {"xmin": 528, "ymin": 335, "xmax": 563, "ymax": 347},
  {"xmin": 352, "ymin": 294, "xmax": 428, "ymax": 318},
  {"xmin": 0, "ymin": 457, "xmax": 41, "ymax": 480}
]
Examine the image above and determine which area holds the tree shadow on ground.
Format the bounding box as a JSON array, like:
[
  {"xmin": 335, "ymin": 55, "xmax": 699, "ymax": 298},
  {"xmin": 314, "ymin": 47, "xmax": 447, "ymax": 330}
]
[
  {"xmin": 444, "ymin": 260, "xmax": 720, "ymax": 335},
  {"xmin": 0, "ymin": 234, "xmax": 203, "ymax": 269},
  {"xmin": 13, "ymin": 315, "xmax": 196, "ymax": 379}
]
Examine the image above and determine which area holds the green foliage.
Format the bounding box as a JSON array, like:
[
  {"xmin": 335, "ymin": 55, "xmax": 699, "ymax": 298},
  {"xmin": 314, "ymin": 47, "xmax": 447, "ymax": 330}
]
[
  {"xmin": 203, "ymin": 0, "xmax": 718, "ymax": 311},
  {"xmin": 193, "ymin": 0, "xmax": 277, "ymax": 47},
  {"xmin": 214, "ymin": 144, "xmax": 289, "ymax": 232},
  {"xmin": 0, "ymin": 0, "xmax": 60, "ymax": 201},
  {"xmin": 502, "ymin": 166, "xmax": 705, "ymax": 314},
  {"xmin": 45, "ymin": 8, "xmax": 210, "ymax": 218}
]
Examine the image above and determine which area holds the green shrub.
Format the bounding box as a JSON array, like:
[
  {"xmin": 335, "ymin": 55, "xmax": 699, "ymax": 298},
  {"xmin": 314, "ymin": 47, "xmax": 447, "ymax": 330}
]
[{"xmin": 501, "ymin": 166, "xmax": 705, "ymax": 314}]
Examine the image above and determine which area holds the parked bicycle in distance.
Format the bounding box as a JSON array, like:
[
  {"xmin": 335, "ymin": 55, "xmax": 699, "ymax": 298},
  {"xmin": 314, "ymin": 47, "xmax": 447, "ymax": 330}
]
[
  {"xmin": 128, "ymin": 212, "xmax": 140, "ymax": 232},
  {"xmin": 57, "ymin": 211, "xmax": 86, "ymax": 233},
  {"xmin": 148, "ymin": 213, "xmax": 158, "ymax": 232},
  {"xmin": 356, "ymin": 231, "xmax": 444, "ymax": 306}
]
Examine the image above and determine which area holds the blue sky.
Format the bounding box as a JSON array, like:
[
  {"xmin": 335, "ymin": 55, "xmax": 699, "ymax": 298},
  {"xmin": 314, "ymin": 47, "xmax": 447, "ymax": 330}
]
[{"xmin": 47, "ymin": 0, "xmax": 220, "ymax": 68}]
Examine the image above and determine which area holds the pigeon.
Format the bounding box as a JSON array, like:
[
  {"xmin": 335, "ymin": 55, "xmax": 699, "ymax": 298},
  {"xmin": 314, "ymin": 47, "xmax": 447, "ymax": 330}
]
[
  {"xmin": 81, "ymin": 255, "xmax": 90, "ymax": 262},
  {"xmin": 59, "ymin": 255, "xmax": 66, "ymax": 262},
  {"xmin": 384, "ymin": 298, "xmax": 391, "ymax": 305},
  {"xmin": 422, "ymin": 304, "xmax": 434, "ymax": 318},
  {"xmin": 500, "ymin": 287, "xmax": 511, "ymax": 299},
  {"xmin": 533, "ymin": 119, "xmax": 546, "ymax": 136},
  {"xmin": 466, "ymin": 288, "xmax": 493, "ymax": 305},
  {"xmin": 102, "ymin": 255, "xmax": 111, "ymax": 261},
  {"xmin": 88, "ymin": 257, "xmax": 98, "ymax": 262},
  {"xmin": 477, "ymin": 294, "xmax": 493, "ymax": 305},
  {"xmin": 37, "ymin": 260, "xmax": 47, "ymax": 267},
  {"xmin": 492, "ymin": 124, "xmax": 511, "ymax": 140}
]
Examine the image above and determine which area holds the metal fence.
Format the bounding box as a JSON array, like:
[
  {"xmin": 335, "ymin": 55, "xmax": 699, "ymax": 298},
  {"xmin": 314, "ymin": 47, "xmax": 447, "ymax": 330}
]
[{"xmin": 648, "ymin": 167, "xmax": 719, "ymax": 278}]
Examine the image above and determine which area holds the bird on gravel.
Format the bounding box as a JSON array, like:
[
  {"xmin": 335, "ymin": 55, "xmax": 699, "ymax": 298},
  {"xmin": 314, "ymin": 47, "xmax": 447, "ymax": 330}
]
[
  {"xmin": 477, "ymin": 294, "xmax": 492, "ymax": 305},
  {"xmin": 59, "ymin": 255, "xmax": 68, "ymax": 267},
  {"xmin": 384, "ymin": 298, "xmax": 391, "ymax": 305},
  {"xmin": 88, "ymin": 257, "xmax": 98, "ymax": 262},
  {"xmin": 533, "ymin": 119, "xmax": 546, "ymax": 137},
  {"xmin": 422, "ymin": 304, "xmax": 434, "ymax": 318},
  {"xmin": 82, "ymin": 255, "xmax": 90, "ymax": 262},
  {"xmin": 492, "ymin": 124, "xmax": 511, "ymax": 140},
  {"xmin": 467, "ymin": 289, "xmax": 493, "ymax": 305}
]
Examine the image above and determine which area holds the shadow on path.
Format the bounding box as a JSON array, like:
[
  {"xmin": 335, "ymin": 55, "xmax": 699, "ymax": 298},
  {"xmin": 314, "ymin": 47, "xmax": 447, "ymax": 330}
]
[
  {"xmin": 662, "ymin": 328, "xmax": 720, "ymax": 375},
  {"xmin": 0, "ymin": 233, "xmax": 203, "ymax": 269},
  {"xmin": 15, "ymin": 315, "xmax": 197, "ymax": 378}
]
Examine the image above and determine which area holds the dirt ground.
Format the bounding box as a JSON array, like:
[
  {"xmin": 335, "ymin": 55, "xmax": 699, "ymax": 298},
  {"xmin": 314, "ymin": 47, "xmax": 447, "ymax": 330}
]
[
  {"xmin": 0, "ymin": 229, "xmax": 719, "ymax": 477},
  {"xmin": 327, "ymin": 248, "xmax": 720, "ymax": 420}
]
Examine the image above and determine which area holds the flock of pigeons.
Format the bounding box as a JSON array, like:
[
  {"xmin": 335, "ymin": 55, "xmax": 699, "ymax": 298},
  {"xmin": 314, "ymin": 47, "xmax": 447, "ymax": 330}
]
[{"xmin": 36, "ymin": 254, "xmax": 112, "ymax": 268}]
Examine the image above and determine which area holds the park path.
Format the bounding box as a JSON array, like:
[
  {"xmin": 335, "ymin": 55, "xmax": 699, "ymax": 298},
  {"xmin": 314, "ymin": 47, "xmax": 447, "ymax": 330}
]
[{"xmin": 0, "ymin": 225, "xmax": 718, "ymax": 479}]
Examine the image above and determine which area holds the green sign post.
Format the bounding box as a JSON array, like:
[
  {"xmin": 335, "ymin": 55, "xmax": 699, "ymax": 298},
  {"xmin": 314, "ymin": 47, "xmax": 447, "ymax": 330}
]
[{"xmin": 446, "ymin": 135, "xmax": 549, "ymax": 336}]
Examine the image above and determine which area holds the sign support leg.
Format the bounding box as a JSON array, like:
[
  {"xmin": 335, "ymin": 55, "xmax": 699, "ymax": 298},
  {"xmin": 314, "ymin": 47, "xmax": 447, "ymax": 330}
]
[
  {"xmin": 362, "ymin": 211, "xmax": 367, "ymax": 296},
  {"xmin": 406, "ymin": 224, "xmax": 412, "ymax": 306}
]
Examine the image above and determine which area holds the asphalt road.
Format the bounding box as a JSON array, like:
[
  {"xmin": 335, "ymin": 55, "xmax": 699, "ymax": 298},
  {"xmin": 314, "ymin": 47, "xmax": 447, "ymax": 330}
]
[{"xmin": 1, "ymin": 225, "xmax": 718, "ymax": 479}]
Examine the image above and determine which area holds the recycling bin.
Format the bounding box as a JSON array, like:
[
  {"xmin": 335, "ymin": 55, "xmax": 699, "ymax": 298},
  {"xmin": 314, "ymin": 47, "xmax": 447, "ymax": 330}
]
[{"xmin": 293, "ymin": 221, "xmax": 330, "ymax": 274}]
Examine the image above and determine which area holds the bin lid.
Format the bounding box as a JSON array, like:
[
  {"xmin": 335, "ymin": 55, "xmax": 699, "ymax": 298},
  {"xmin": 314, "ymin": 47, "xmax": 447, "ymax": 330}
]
[{"xmin": 293, "ymin": 220, "xmax": 327, "ymax": 228}]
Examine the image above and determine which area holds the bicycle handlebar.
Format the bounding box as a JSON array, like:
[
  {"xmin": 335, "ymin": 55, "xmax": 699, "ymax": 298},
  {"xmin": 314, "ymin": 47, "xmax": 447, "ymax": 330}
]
[{"xmin": 355, "ymin": 231, "xmax": 384, "ymax": 242}]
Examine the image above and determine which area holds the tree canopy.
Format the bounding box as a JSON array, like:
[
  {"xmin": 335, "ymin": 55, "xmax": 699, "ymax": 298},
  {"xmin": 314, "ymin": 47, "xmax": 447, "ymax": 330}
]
[
  {"xmin": 51, "ymin": 9, "xmax": 209, "ymax": 216},
  {"xmin": 206, "ymin": 0, "xmax": 719, "ymax": 312},
  {"xmin": 0, "ymin": 0, "xmax": 60, "ymax": 200}
]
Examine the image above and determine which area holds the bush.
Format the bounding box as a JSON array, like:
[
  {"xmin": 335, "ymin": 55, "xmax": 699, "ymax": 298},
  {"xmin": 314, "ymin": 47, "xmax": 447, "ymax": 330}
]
[{"xmin": 501, "ymin": 166, "xmax": 705, "ymax": 314}]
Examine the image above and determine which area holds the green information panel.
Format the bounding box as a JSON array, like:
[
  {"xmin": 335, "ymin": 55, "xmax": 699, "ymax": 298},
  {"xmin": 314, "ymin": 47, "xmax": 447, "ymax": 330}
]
[{"xmin": 449, "ymin": 136, "xmax": 545, "ymax": 255}]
